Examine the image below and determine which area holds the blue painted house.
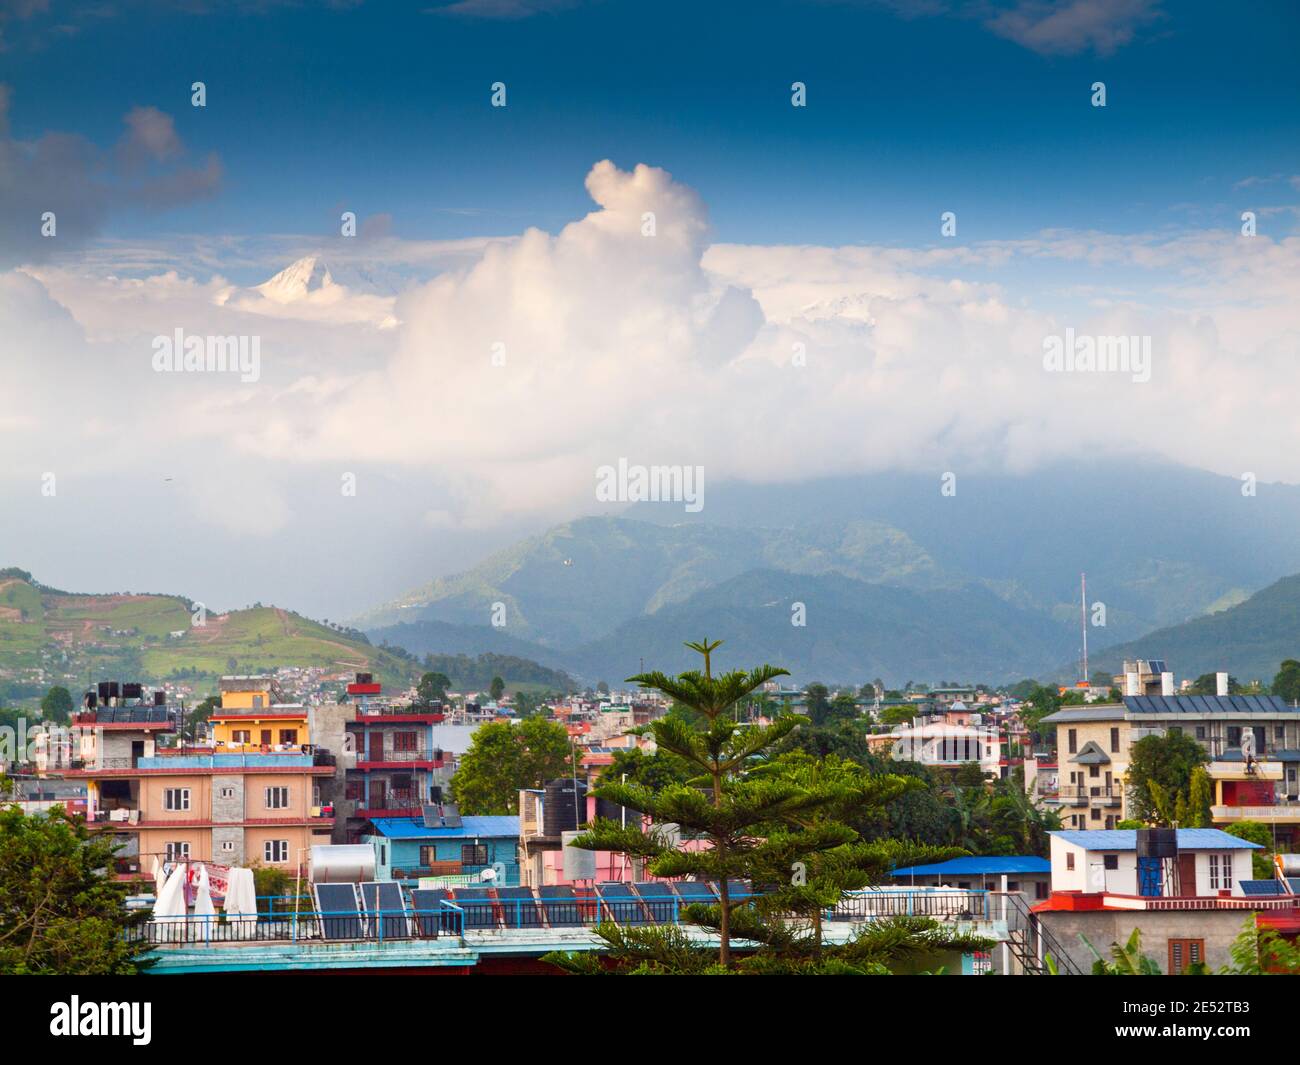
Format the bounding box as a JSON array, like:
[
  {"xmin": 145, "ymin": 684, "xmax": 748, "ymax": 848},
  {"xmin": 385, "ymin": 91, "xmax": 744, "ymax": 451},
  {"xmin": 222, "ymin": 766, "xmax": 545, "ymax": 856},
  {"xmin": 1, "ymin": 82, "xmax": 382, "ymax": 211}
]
[{"xmin": 364, "ymin": 815, "xmax": 521, "ymax": 885}]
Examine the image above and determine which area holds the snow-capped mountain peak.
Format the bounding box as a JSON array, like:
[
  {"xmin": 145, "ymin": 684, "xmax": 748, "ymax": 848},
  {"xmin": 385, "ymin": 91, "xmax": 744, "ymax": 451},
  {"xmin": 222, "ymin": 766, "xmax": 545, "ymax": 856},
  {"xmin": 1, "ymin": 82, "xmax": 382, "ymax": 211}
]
[{"xmin": 255, "ymin": 256, "xmax": 338, "ymax": 303}]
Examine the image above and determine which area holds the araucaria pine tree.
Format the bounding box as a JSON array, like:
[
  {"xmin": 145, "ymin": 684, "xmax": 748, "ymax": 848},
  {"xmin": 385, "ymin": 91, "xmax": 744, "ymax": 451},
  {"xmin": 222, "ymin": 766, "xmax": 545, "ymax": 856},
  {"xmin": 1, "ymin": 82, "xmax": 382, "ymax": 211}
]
[{"xmin": 551, "ymin": 639, "xmax": 986, "ymax": 973}]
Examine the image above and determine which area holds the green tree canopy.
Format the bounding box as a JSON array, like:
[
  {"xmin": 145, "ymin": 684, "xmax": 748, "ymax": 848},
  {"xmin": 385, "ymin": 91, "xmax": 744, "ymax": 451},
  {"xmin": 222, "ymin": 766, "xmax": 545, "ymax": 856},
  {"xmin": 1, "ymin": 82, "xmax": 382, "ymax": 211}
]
[
  {"xmin": 39, "ymin": 686, "xmax": 74, "ymax": 723},
  {"xmin": 450, "ymin": 716, "xmax": 573, "ymax": 814},
  {"xmin": 0, "ymin": 806, "xmax": 150, "ymax": 974},
  {"xmin": 1272, "ymin": 659, "xmax": 1300, "ymax": 704},
  {"xmin": 1125, "ymin": 731, "xmax": 1209, "ymax": 824},
  {"xmin": 416, "ymin": 671, "xmax": 451, "ymax": 706}
]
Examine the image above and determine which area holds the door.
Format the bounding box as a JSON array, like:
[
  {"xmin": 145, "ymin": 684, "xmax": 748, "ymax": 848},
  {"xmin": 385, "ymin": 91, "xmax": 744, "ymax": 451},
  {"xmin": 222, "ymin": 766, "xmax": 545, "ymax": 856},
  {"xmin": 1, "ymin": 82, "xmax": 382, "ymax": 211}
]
[
  {"xmin": 1137, "ymin": 857, "xmax": 1163, "ymax": 897},
  {"xmin": 370, "ymin": 779, "xmax": 386, "ymax": 811},
  {"xmin": 1178, "ymin": 853, "xmax": 1197, "ymax": 897},
  {"xmin": 369, "ymin": 731, "xmax": 384, "ymax": 762}
]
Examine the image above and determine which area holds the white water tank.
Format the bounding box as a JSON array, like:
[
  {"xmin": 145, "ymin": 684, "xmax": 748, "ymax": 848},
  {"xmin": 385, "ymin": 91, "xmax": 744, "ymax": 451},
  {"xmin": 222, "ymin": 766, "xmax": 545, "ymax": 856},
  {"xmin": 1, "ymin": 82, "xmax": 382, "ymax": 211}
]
[
  {"xmin": 1161, "ymin": 672, "xmax": 1175, "ymax": 696},
  {"xmin": 1125, "ymin": 671, "xmax": 1140, "ymax": 696},
  {"xmin": 561, "ymin": 830, "xmax": 596, "ymax": 881},
  {"xmin": 1216, "ymin": 672, "xmax": 1230, "ymax": 697},
  {"xmin": 309, "ymin": 844, "xmax": 375, "ymax": 883}
]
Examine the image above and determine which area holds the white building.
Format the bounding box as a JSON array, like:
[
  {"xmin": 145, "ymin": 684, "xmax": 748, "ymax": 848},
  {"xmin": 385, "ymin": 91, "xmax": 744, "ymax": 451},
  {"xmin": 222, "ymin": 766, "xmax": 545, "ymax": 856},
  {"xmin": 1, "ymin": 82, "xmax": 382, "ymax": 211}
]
[
  {"xmin": 1049, "ymin": 829, "xmax": 1260, "ymax": 898},
  {"xmin": 890, "ymin": 721, "xmax": 1001, "ymax": 774}
]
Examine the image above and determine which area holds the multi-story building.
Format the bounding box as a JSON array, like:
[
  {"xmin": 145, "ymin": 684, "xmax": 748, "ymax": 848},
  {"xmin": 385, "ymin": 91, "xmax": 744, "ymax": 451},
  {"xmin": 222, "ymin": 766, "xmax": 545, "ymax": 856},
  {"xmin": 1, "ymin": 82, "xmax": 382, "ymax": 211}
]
[
  {"xmin": 67, "ymin": 682, "xmax": 335, "ymax": 878},
  {"xmin": 1206, "ymin": 757, "xmax": 1300, "ymax": 849},
  {"xmin": 342, "ymin": 674, "xmax": 453, "ymax": 842},
  {"xmin": 1042, "ymin": 691, "xmax": 1300, "ymax": 829}
]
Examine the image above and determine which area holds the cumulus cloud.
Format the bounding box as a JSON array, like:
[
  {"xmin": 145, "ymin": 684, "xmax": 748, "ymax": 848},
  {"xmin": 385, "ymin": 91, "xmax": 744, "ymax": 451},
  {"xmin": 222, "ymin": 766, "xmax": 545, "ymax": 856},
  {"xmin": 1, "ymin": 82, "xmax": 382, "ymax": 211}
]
[{"xmin": 4, "ymin": 159, "xmax": 1300, "ymax": 551}]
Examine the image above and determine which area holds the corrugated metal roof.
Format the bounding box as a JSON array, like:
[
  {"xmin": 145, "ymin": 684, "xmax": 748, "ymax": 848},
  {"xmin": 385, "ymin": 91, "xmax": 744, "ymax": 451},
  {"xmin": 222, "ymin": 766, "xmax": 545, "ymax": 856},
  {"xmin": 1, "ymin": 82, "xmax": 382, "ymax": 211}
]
[
  {"xmin": 1051, "ymin": 828, "xmax": 1263, "ymax": 850},
  {"xmin": 890, "ymin": 856, "xmax": 1050, "ymax": 877},
  {"xmin": 367, "ymin": 815, "xmax": 520, "ymax": 839}
]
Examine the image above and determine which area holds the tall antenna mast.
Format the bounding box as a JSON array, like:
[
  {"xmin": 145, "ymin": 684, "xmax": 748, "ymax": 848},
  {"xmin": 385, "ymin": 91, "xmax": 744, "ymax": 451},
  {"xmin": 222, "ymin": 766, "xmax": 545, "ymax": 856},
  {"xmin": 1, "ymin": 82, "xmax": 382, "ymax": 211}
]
[{"xmin": 1080, "ymin": 572, "xmax": 1089, "ymax": 684}]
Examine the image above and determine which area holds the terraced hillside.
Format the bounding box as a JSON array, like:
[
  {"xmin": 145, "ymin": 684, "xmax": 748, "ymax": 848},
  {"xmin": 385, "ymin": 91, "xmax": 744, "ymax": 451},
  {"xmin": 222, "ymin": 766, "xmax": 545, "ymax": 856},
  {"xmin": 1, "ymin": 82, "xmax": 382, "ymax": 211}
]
[{"xmin": 0, "ymin": 569, "xmax": 418, "ymax": 692}]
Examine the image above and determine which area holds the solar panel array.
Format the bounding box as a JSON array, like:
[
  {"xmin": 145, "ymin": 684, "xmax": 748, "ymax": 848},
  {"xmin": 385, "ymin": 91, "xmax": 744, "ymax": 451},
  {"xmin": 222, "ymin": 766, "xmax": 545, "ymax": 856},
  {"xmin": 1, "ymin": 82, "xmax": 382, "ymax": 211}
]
[
  {"xmin": 93, "ymin": 708, "xmax": 172, "ymax": 724},
  {"xmin": 1123, "ymin": 694, "xmax": 1294, "ymax": 715},
  {"xmin": 1239, "ymin": 879, "xmax": 1285, "ymax": 897}
]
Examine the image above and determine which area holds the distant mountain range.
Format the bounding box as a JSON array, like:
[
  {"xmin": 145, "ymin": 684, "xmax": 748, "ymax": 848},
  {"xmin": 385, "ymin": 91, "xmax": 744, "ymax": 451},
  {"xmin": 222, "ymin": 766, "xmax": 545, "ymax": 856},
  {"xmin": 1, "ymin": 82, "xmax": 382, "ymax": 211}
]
[
  {"xmin": 1089, "ymin": 574, "xmax": 1300, "ymax": 686},
  {"xmin": 360, "ymin": 462, "xmax": 1300, "ymax": 686}
]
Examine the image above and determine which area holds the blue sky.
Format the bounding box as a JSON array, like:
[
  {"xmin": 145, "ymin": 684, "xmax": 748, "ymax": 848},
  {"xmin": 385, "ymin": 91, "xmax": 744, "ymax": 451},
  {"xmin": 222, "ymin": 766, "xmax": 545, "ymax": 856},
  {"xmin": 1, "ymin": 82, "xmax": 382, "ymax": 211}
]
[{"xmin": 6, "ymin": 0, "xmax": 1299, "ymax": 255}]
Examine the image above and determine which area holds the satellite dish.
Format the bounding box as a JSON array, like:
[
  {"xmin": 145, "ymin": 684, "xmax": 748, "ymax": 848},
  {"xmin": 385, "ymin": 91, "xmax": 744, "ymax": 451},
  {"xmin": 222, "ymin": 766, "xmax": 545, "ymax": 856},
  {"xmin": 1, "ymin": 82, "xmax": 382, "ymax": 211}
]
[{"xmin": 478, "ymin": 866, "xmax": 497, "ymax": 883}]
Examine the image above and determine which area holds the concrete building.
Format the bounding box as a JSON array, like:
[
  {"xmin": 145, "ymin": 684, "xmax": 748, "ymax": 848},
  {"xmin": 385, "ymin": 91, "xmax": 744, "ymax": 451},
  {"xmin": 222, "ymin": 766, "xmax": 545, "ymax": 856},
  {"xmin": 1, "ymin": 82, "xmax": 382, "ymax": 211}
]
[
  {"xmin": 1033, "ymin": 828, "xmax": 1281, "ymax": 974},
  {"xmin": 364, "ymin": 813, "xmax": 521, "ymax": 884},
  {"xmin": 1049, "ymin": 829, "xmax": 1259, "ymax": 898},
  {"xmin": 1042, "ymin": 693, "xmax": 1300, "ymax": 828},
  {"xmin": 342, "ymin": 674, "xmax": 455, "ymax": 843},
  {"xmin": 67, "ymin": 683, "xmax": 335, "ymax": 879}
]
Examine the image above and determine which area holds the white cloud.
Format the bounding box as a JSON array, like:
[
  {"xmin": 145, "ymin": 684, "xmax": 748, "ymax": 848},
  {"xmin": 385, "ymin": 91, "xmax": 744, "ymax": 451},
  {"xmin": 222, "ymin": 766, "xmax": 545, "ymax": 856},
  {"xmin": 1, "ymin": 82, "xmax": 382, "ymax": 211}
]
[{"xmin": 4, "ymin": 159, "xmax": 1300, "ymax": 551}]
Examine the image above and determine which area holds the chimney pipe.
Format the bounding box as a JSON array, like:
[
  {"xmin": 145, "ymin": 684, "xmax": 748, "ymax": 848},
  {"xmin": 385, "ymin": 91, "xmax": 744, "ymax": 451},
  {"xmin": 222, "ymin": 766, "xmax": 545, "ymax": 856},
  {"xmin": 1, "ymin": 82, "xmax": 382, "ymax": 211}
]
[
  {"xmin": 1216, "ymin": 671, "xmax": 1229, "ymax": 697},
  {"xmin": 1125, "ymin": 671, "xmax": 1140, "ymax": 696},
  {"xmin": 1161, "ymin": 672, "xmax": 1174, "ymax": 696}
]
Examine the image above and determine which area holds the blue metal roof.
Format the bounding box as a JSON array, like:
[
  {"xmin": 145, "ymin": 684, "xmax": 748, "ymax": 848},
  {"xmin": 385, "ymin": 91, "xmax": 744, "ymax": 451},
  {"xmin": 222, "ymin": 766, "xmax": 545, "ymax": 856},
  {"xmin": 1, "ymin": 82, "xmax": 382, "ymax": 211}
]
[
  {"xmin": 367, "ymin": 815, "xmax": 520, "ymax": 840},
  {"xmin": 890, "ymin": 856, "xmax": 1050, "ymax": 877},
  {"xmin": 1051, "ymin": 829, "xmax": 1263, "ymax": 850}
]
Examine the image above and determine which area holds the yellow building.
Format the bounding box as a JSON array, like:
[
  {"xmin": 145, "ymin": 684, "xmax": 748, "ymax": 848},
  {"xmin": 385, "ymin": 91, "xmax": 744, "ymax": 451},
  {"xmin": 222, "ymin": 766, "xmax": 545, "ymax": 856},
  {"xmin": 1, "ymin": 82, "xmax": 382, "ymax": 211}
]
[{"xmin": 1041, "ymin": 694, "xmax": 1300, "ymax": 830}]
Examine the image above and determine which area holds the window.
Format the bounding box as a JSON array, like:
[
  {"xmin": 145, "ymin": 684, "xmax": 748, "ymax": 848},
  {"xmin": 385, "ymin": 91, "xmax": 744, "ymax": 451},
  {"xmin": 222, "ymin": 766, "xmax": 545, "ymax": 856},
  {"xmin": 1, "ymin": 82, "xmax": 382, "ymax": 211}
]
[
  {"xmin": 260, "ymin": 730, "xmax": 272, "ymax": 745},
  {"xmin": 1089, "ymin": 765, "xmax": 1100, "ymax": 778},
  {"xmin": 1110, "ymin": 727, "xmax": 1120, "ymax": 752},
  {"xmin": 265, "ymin": 786, "xmax": 290, "ymax": 810},
  {"xmin": 1090, "ymin": 807, "xmax": 1101, "ymax": 820},
  {"xmin": 1066, "ymin": 852, "xmax": 1075, "ymax": 871},
  {"xmin": 462, "ymin": 843, "xmax": 489, "ymax": 866},
  {"xmin": 220, "ymin": 786, "xmax": 235, "ymax": 799},
  {"xmin": 221, "ymin": 840, "xmax": 235, "ymax": 852},
  {"xmin": 1034, "ymin": 881, "xmax": 1048, "ymax": 899},
  {"xmin": 419, "ymin": 845, "xmax": 438, "ymax": 867},
  {"xmin": 1227, "ymin": 725, "xmax": 1243, "ymax": 747},
  {"xmin": 163, "ymin": 787, "xmax": 191, "ymax": 812},
  {"xmin": 1208, "ymin": 853, "xmax": 1233, "ymax": 892},
  {"xmin": 264, "ymin": 840, "xmax": 289, "ymax": 863},
  {"xmin": 252, "ymin": 695, "xmax": 264, "ymax": 709},
  {"xmin": 231, "ymin": 729, "xmax": 251, "ymax": 744},
  {"xmin": 278, "ymin": 729, "xmax": 298, "ymax": 745},
  {"xmin": 1103, "ymin": 854, "xmax": 1119, "ymax": 870},
  {"xmin": 165, "ymin": 841, "xmax": 190, "ymax": 861},
  {"xmin": 1068, "ymin": 729, "xmax": 1077, "ymax": 754},
  {"xmin": 1277, "ymin": 725, "xmax": 1286, "ymax": 741},
  {"xmin": 393, "ymin": 731, "xmax": 419, "ymax": 752},
  {"xmin": 1168, "ymin": 939, "xmax": 1204, "ymax": 974},
  {"xmin": 1195, "ymin": 726, "xmax": 1206, "ymax": 740}
]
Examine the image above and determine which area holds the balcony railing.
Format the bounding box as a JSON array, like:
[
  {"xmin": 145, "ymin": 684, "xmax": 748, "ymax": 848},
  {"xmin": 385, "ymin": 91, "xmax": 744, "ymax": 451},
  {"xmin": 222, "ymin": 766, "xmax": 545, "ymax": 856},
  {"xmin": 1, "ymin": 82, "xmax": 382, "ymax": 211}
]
[{"xmin": 1058, "ymin": 786, "xmax": 1123, "ymax": 804}]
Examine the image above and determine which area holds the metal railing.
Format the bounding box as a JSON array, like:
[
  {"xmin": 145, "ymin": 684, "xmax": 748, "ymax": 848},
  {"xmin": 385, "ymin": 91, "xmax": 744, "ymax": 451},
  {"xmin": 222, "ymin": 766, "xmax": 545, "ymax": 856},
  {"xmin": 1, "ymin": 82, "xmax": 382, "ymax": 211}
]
[
  {"xmin": 132, "ymin": 887, "xmax": 1012, "ymax": 948},
  {"xmin": 828, "ymin": 890, "xmax": 991, "ymax": 921}
]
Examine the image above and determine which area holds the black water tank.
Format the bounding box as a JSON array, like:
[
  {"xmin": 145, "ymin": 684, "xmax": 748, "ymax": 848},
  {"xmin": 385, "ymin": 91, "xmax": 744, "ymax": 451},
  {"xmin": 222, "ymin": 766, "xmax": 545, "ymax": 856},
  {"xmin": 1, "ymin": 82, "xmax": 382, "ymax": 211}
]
[
  {"xmin": 1137, "ymin": 827, "xmax": 1178, "ymax": 858},
  {"xmin": 595, "ymin": 796, "xmax": 634, "ymax": 826},
  {"xmin": 543, "ymin": 778, "xmax": 587, "ymax": 836}
]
